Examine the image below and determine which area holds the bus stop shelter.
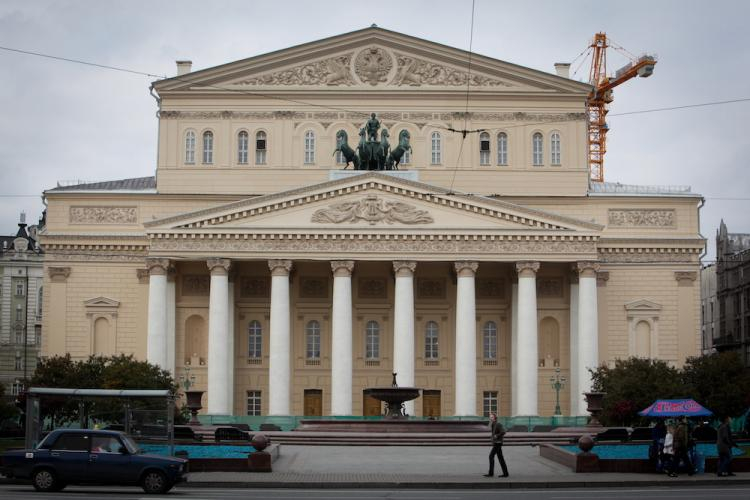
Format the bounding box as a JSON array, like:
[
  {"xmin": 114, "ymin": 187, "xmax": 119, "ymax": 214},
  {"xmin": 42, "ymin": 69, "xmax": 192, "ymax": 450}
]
[{"xmin": 24, "ymin": 388, "xmax": 175, "ymax": 452}]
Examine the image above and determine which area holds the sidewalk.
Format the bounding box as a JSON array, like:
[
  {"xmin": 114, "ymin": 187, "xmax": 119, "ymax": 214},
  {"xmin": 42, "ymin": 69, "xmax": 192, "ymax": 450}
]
[{"xmin": 184, "ymin": 445, "xmax": 750, "ymax": 489}]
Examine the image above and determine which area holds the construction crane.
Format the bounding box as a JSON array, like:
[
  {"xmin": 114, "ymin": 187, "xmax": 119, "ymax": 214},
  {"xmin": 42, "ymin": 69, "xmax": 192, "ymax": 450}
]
[{"xmin": 586, "ymin": 33, "xmax": 657, "ymax": 182}]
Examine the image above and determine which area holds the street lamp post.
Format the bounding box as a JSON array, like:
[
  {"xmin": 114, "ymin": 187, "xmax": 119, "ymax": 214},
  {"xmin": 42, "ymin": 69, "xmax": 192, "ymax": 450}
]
[{"xmin": 550, "ymin": 367, "xmax": 567, "ymax": 416}]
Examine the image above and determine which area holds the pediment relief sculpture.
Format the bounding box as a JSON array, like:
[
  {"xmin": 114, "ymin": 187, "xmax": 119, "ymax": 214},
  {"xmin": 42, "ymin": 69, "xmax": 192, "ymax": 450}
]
[
  {"xmin": 392, "ymin": 53, "xmax": 515, "ymax": 87},
  {"xmin": 354, "ymin": 47, "xmax": 393, "ymax": 85},
  {"xmin": 237, "ymin": 53, "xmax": 356, "ymax": 86},
  {"xmin": 311, "ymin": 195, "xmax": 433, "ymax": 225}
]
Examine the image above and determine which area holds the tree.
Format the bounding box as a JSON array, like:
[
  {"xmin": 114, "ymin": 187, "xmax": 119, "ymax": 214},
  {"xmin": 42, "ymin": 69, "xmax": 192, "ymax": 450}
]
[
  {"xmin": 682, "ymin": 352, "xmax": 750, "ymax": 419},
  {"xmin": 29, "ymin": 354, "xmax": 176, "ymax": 427},
  {"xmin": 0, "ymin": 382, "xmax": 20, "ymax": 425},
  {"xmin": 590, "ymin": 357, "xmax": 684, "ymax": 426}
]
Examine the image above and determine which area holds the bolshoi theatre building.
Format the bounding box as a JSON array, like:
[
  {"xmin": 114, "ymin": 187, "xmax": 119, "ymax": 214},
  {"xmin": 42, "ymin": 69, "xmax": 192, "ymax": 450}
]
[{"xmin": 39, "ymin": 27, "xmax": 705, "ymax": 418}]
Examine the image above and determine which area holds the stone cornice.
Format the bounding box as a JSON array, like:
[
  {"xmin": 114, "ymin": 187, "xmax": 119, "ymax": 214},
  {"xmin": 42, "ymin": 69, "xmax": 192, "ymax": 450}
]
[{"xmin": 144, "ymin": 172, "xmax": 604, "ymax": 232}]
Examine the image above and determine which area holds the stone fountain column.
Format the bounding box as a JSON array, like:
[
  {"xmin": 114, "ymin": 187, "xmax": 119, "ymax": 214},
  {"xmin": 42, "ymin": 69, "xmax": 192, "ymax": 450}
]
[{"xmin": 393, "ymin": 261, "xmax": 416, "ymax": 416}]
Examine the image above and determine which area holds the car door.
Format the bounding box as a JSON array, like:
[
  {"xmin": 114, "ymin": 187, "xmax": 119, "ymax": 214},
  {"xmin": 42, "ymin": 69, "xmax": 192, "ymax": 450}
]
[
  {"xmin": 48, "ymin": 433, "xmax": 91, "ymax": 483},
  {"xmin": 87, "ymin": 434, "xmax": 134, "ymax": 484}
]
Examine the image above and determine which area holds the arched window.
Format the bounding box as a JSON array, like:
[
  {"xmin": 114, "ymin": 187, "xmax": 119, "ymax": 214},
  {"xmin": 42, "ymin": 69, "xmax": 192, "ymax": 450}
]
[
  {"xmin": 306, "ymin": 320, "xmax": 321, "ymax": 359},
  {"xmin": 479, "ymin": 132, "xmax": 490, "ymax": 165},
  {"xmin": 550, "ymin": 132, "xmax": 561, "ymax": 165},
  {"xmin": 497, "ymin": 132, "xmax": 508, "ymax": 165},
  {"xmin": 532, "ymin": 132, "xmax": 543, "ymax": 166},
  {"xmin": 37, "ymin": 286, "xmax": 43, "ymax": 318},
  {"xmin": 185, "ymin": 130, "xmax": 196, "ymax": 164},
  {"xmin": 93, "ymin": 317, "xmax": 113, "ymax": 355},
  {"xmin": 202, "ymin": 131, "xmax": 214, "ymax": 164},
  {"xmin": 431, "ymin": 132, "xmax": 442, "ymax": 164},
  {"xmin": 365, "ymin": 320, "xmax": 380, "ymax": 359},
  {"xmin": 185, "ymin": 315, "xmax": 207, "ymax": 362},
  {"xmin": 248, "ymin": 320, "xmax": 262, "ymax": 359},
  {"xmin": 539, "ymin": 317, "xmax": 560, "ymax": 367},
  {"xmin": 255, "ymin": 131, "xmax": 267, "ymax": 164},
  {"xmin": 402, "ymin": 149, "xmax": 411, "ymax": 164},
  {"xmin": 15, "ymin": 304, "xmax": 22, "ymax": 321},
  {"xmin": 238, "ymin": 131, "xmax": 249, "ymax": 164},
  {"xmin": 304, "ymin": 130, "xmax": 315, "ymax": 164},
  {"xmin": 483, "ymin": 321, "xmax": 497, "ymax": 360},
  {"xmin": 425, "ymin": 321, "xmax": 439, "ymax": 359}
]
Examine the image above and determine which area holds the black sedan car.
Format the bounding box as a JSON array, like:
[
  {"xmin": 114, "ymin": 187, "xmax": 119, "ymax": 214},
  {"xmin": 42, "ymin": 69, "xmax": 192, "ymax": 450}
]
[{"xmin": 1, "ymin": 429, "xmax": 187, "ymax": 493}]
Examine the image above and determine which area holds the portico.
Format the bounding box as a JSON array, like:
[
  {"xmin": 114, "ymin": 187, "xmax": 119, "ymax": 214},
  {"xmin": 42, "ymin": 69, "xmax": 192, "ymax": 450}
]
[{"xmin": 142, "ymin": 173, "xmax": 604, "ymax": 417}]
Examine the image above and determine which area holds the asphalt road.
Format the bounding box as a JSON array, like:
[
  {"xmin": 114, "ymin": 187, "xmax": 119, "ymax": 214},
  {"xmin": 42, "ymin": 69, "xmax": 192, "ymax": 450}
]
[{"xmin": 1, "ymin": 485, "xmax": 750, "ymax": 500}]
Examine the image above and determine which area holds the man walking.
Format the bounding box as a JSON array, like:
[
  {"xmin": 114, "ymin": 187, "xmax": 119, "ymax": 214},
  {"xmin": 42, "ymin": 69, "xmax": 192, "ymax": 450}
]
[
  {"xmin": 717, "ymin": 415, "xmax": 737, "ymax": 477},
  {"xmin": 483, "ymin": 412, "xmax": 509, "ymax": 478},
  {"xmin": 672, "ymin": 416, "xmax": 695, "ymax": 476}
]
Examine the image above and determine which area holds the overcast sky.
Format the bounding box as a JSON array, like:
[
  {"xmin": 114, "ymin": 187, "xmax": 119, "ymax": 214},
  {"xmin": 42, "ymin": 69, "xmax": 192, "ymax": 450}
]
[{"xmin": 1, "ymin": 0, "xmax": 748, "ymax": 262}]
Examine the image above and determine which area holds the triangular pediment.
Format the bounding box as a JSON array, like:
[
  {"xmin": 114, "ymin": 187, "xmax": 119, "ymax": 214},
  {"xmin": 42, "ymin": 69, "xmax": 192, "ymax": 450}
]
[
  {"xmin": 84, "ymin": 296, "xmax": 121, "ymax": 308},
  {"xmin": 154, "ymin": 27, "xmax": 590, "ymax": 94},
  {"xmin": 624, "ymin": 299, "xmax": 662, "ymax": 312},
  {"xmin": 146, "ymin": 172, "xmax": 603, "ymax": 236}
]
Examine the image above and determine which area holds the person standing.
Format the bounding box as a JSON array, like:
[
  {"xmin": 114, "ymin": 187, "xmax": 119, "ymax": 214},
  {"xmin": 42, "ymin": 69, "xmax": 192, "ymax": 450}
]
[
  {"xmin": 483, "ymin": 412, "xmax": 509, "ymax": 478},
  {"xmin": 663, "ymin": 424, "xmax": 676, "ymax": 477},
  {"xmin": 717, "ymin": 415, "xmax": 737, "ymax": 477},
  {"xmin": 672, "ymin": 416, "xmax": 695, "ymax": 476}
]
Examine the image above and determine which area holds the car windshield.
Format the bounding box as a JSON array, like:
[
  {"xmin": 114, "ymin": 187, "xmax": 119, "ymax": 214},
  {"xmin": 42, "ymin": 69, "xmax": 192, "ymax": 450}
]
[{"xmin": 120, "ymin": 435, "xmax": 141, "ymax": 454}]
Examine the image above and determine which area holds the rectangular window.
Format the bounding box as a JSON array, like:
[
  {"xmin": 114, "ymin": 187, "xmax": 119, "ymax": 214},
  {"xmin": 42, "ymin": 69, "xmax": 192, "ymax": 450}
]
[
  {"xmin": 16, "ymin": 283, "xmax": 24, "ymax": 296},
  {"xmin": 483, "ymin": 391, "xmax": 498, "ymax": 417},
  {"xmin": 15, "ymin": 356, "xmax": 22, "ymax": 370},
  {"xmin": 238, "ymin": 133, "xmax": 248, "ymax": 164},
  {"xmin": 51, "ymin": 433, "xmax": 90, "ymax": 451},
  {"xmin": 247, "ymin": 391, "xmax": 262, "ymax": 416},
  {"xmin": 35, "ymin": 325, "xmax": 42, "ymax": 345},
  {"xmin": 480, "ymin": 136, "xmax": 490, "ymax": 166},
  {"xmin": 16, "ymin": 306, "xmax": 23, "ymax": 321},
  {"xmin": 11, "ymin": 382, "xmax": 22, "ymax": 396},
  {"xmin": 15, "ymin": 329, "xmax": 23, "ymax": 344},
  {"xmin": 256, "ymin": 135, "xmax": 267, "ymax": 165}
]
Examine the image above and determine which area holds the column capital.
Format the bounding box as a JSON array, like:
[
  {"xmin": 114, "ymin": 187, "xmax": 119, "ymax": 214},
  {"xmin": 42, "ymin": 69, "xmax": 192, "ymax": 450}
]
[
  {"xmin": 136, "ymin": 268, "xmax": 150, "ymax": 284},
  {"xmin": 331, "ymin": 260, "xmax": 355, "ymax": 277},
  {"xmin": 48, "ymin": 266, "xmax": 71, "ymax": 282},
  {"xmin": 207, "ymin": 258, "xmax": 232, "ymax": 275},
  {"xmin": 454, "ymin": 261, "xmax": 478, "ymax": 277},
  {"xmin": 146, "ymin": 258, "xmax": 171, "ymax": 275},
  {"xmin": 674, "ymin": 271, "xmax": 697, "ymax": 285},
  {"xmin": 516, "ymin": 261, "xmax": 540, "ymax": 277},
  {"xmin": 268, "ymin": 259, "xmax": 293, "ymax": 276},
  {"xmin": 596, "ymin": 271, "xmax": 610, "ymax": 287},
  {"xmin": 576, "ymin": 261, "xmax": 600, "ymax": 278},
  {"xmin": 393, "ymin": 260, "xmax": 416, "ymax": 277}
]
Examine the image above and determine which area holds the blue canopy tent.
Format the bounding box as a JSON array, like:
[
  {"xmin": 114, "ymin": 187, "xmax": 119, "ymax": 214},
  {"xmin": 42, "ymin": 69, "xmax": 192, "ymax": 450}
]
[{"xmin": 638, "ymin": 399, "xmax": 713, "ymax": 418}]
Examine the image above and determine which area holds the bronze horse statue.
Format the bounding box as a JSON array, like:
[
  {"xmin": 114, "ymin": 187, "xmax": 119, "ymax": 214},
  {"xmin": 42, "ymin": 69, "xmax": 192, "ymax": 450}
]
[
  {"xmin": 333, "ymin": 130, "xmax": 360, "ymax": 169},
  {"xmin": 386, "ymin": 130, "xmax": 412, "ymax": 170}
]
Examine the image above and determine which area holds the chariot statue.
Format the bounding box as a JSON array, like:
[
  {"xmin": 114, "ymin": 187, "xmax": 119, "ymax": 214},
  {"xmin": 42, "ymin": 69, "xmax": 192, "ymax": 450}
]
[{"xmin": 333, "ymin": 113, "xmax": 411, "ymax": 171}]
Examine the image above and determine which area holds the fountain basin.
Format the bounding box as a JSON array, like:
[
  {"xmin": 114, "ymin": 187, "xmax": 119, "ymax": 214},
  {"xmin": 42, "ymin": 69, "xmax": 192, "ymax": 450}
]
[{"xmin": 363, "ymin": 387, "xmax": 421, "ymax": 418}]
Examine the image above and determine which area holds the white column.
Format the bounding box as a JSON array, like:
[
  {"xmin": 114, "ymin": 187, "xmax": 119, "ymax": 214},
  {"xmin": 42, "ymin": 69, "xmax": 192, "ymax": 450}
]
[
  {"xmin": 227, "ymin": 278, "xmax": 235, "ymax": 415},
  {"xmin": 146, "ymin": 258, "xmax": 169, "ymax": 369},
  {"xmin": 393, "ymin": 261, "xmax": 416, "ymax": 416},
  {"xmin": 510, "ymin": 281, "xmax": 519, "ymax": 417},
  {"xmin": 330, "ymin": 260, "xmax": 355, "ymax": 416},
  {"xmin": 454, "ymin": 261, "xmax": 478, "ymax": 416},
  {"xmin": 268, "ymin": 259, "xmax": 293, "ymax": 415},
  {"xmin": 569, "ymin": 271, "xmax": 580, "ymax": 415},
  {"xmin": 166, "ymin": 272, "xmax": 176, "ymax": 376},
  {"xmin": 515, "ymin": 261, "xmax": 539, "ymax": 416},
  {"xmin": 207, "ymin": 258, "xmax": 231, "ymax": 415},
  {"xmin": 577, "ymin": 261, "xmax": 600, "ymax": 409}
]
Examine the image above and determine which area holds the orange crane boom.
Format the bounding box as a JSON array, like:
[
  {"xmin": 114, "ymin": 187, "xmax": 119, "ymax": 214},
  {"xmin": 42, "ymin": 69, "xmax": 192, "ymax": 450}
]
[{"xmin": 587, "ymin": 33, "xmax": 656, "ymax": 182}]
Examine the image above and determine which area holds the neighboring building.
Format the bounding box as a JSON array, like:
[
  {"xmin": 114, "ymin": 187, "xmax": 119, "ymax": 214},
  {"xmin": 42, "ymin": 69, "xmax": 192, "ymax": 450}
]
[
  {"xmin": 39, "ymin": 27, "xmax": 705, "ymax": 418},
  {"xmin": 713, "ymin": 220, "xmax": 750, "ymax": 365},
  {"xmin": 0, "ymin": 213, "xmax": 44, "ymax": 399},
  {"xmin": 700, "ymin": 263, "xmax": 718, "ymax": 354}
]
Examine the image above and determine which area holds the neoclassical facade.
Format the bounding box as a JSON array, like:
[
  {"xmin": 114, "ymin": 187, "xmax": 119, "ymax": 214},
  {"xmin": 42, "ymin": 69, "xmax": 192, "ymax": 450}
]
[{"xmin": 40, "ymin": 27, "xmax": 704, "ymax": 417}]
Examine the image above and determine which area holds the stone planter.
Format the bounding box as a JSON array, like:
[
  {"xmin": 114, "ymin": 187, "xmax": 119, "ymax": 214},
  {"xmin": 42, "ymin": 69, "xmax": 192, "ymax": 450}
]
[
  {"xmin": 184, "ymin": 390, "xmax": 204, "ymax": 426},
  {"xmin": 583, "ymin": 391, "xmax": 606, "ymax": 427}
]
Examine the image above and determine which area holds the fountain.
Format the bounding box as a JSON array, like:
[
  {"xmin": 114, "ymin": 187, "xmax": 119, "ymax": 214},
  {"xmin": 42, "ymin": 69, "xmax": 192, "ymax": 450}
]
[{"xmin": 363, "ymin": 373, "xmax": 421, "ymax": 418}]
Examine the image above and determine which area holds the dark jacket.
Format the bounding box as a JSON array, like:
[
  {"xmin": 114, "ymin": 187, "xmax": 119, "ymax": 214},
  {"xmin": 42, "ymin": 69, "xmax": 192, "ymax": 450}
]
[
  {"xmin": 717, "ymin": 422, "xmax": 735, "ymax": 455},
  {"xmin": 491, "ymin": 421, "xmax": 506, "ymax": 444},
  {"xmin": 674, "ymin": 422, "xmax": 689, "ymax": 451}
]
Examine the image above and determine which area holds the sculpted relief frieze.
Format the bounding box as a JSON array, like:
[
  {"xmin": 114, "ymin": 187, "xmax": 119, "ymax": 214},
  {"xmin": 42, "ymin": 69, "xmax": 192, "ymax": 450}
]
[
  {"xmin": 392, "ymin": 53, "xmax": 514, "ymax": 87},
  {"xmin": 238, "ymin": 53, "xmax": 356, "ymax": 86},
  {"xmin": 354, "ymin": 47, "xmax": 393, "ymax": 85},
  {"xmin": 311, "ymin": 195, "xmax": 433, "ymax": 225},
  {"xmin": 608, "ymin": 209, "xmax": 675, "ymax": 227},
  {"xmin": 150, "ymin": 237, "xmax": 597, "ymax": 256},
  {"xmin": 69, "ymin": 206, "xmax": 138, "ymax": 224}
]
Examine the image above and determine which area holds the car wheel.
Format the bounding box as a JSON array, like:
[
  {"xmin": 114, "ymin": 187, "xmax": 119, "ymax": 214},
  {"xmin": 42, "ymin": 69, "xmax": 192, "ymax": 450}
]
[
  {"xmin": 141, "ymin": 470, "xmax": 170, "ymax": 494},
  {"xmin": 31, "ymin": 468, "xmax": 58, "ymax": 492}
]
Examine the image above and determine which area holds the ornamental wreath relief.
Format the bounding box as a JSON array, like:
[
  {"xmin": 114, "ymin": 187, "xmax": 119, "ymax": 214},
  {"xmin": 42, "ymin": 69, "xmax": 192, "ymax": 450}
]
[{"xmin": 311, "ymin": 195, "xmax": 433, "ymax": 225}]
